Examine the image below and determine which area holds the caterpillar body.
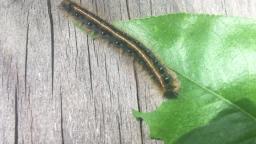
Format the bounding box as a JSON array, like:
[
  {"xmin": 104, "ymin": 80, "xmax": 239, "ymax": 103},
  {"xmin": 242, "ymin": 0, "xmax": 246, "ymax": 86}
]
[{"xmin": 60, "ymin": 0, "xmax": 180, "ymax": 97}]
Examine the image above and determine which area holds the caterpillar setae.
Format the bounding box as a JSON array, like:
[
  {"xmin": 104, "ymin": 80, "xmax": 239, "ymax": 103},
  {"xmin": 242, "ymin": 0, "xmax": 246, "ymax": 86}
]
[{"xmin": 60, "ymin": 0, "xmax": 180, "ymax": 97}]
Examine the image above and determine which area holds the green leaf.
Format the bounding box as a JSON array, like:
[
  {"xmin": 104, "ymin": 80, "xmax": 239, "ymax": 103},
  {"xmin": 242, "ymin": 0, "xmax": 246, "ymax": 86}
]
[{"xmin": 115, "ymin": 14, "xmax": 256, "ymax": 144}]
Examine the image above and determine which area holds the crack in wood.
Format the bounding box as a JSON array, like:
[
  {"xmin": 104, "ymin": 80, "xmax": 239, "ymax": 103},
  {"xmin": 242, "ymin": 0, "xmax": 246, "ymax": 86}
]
[
  {"xmin": 222, "ymin": 0, "xmax": 228, "ymax": 15},
  {"xmin": 25, "ymin": 11, "xmax": 30, "ymax": 98},
  {"xmin": 47, "ymin": 0, "xmax": 55, "ymax": 96},
  {"xmin": 30, "ymin": 109, "xmax": 33, "ymax": 144},
  {"xmin": 150, "ymin": 0, "xmax": 153, "ymax": 16},
  {"xmin": 86, "ymin": 36, "xmax": 94, "ymax": 95},
  {"xmin": 74, "ymin": 28, "xmax": 79, "ymax": 78},
  {"xmin": 116, "ymin": 115, "xmax": 122, "ymax": 144},
  {"xmin": 60, "ymin": 86, "xmax": 65, "ymax": 144},
  {"xmin": 103, "ymin": 53, "xmax": 113, "ymax": 104},
  {"xmin": 14, "ymin": 72, "xmax": 19, "ymax": 144},
  {"xmin": 133, "ymin": 62, "xmax": 144, "ymax": 144},
  {"xmin": 125, "ymin": 0, "xmax": 131, "ymax": 19},
  {"xmin": 92, "ymin": 40, "xmax": 99, "ymax": 66}
]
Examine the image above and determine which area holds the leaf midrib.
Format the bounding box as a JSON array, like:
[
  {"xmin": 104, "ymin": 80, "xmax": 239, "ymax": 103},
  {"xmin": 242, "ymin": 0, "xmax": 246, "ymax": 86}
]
[{"xmin": 175, "ymin": 70, "xmax": 256, "ymax": 121}]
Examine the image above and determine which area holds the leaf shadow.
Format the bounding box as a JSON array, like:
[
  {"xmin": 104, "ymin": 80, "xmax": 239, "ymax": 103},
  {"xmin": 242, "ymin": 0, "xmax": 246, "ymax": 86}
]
[{"xmin": 173, "ymin": 98, "xmax": 256, "ymax": 144}]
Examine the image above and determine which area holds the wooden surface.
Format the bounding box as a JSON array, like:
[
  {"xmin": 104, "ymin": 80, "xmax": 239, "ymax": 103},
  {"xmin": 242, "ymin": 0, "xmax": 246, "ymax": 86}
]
[{"xmin": 0, "ymin": 0, "xmax": 256, "ymax": 143}]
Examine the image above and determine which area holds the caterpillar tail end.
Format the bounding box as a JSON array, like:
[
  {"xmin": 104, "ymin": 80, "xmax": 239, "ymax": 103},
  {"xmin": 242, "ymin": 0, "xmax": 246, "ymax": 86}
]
[
  {"xmin": 163, "ymin": 75, "xmax": 180, "ymax": 98},
  {"xmin": 163, "ymin": 89, "xmax": 178, "ymax": 98}
]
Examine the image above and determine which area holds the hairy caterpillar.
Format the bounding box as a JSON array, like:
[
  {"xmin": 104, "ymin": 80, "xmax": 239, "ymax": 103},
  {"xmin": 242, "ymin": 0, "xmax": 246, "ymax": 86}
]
[{"xmin": 60, "ymin": 0, "xmax": 180, "ymax": 97}]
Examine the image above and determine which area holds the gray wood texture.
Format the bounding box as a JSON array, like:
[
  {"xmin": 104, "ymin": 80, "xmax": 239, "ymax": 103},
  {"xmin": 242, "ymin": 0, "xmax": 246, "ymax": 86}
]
[{"xmin": 0, "ymin": 0, "xmax": 256, "ymax": 143}]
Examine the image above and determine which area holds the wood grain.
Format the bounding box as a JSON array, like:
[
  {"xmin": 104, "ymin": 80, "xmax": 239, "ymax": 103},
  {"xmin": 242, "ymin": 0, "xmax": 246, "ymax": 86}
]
[{"xmin": 0, "ymin": 0, "xmax": 255, "ymax": 143}]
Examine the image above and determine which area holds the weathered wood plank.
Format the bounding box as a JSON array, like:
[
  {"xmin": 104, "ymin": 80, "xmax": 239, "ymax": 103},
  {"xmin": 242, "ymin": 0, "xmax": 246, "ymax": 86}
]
[
  {"xmin": 1, "ymin": 0, "xmax": 62, "ymax": 143},
  {"xmin": 0, "ymin": 0, "xmax": 255, "ymax": 144}
]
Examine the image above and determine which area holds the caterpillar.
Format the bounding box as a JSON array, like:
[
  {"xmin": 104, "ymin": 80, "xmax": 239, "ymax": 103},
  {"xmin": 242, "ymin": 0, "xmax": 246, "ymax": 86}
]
[{"xmin": 60, "ymin": 0, "xmax": 180, "ymax": 97}]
